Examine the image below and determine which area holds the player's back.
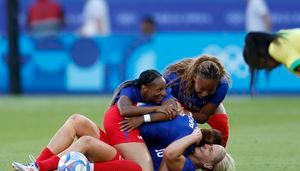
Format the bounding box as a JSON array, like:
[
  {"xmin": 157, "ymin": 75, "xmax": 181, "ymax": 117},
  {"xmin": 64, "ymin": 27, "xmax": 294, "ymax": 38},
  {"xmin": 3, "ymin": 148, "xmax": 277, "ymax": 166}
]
[{"xmin": 139, "ymin": 113, "xmax": 196, "ymax": 170}]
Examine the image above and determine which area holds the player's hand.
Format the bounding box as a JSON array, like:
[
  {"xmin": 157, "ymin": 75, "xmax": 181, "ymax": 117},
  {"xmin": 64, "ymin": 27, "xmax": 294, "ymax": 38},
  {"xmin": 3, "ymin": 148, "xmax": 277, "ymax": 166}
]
[
  {"xmin": 191, "ymin": 127, "xmax": 203, "ymax": 145},
  {"xmin": 156, "ymin": 104, "xmax": 178, "ymax": 120},
  {"xmin": 119, "ymin": 116, "xmax": 144, "ymax": 132}
]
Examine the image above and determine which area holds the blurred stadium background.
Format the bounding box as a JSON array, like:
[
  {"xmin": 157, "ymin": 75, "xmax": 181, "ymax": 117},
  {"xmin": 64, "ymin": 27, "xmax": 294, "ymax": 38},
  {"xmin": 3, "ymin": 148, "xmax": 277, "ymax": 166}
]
[{"xmin": 0, "ymin": 0, "xmax": 300, "ymax": 170}]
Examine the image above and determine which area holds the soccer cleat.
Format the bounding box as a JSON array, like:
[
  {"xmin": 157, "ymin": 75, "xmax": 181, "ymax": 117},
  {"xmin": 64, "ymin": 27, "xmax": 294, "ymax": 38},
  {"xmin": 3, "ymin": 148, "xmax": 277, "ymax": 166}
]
[
  {"xmin": 12, "ymin": 155, "xmax": 39, "ymax": 171},
  {"xmin": 12, "ymin": 162, "xmax": 38, "ymax": 171}
]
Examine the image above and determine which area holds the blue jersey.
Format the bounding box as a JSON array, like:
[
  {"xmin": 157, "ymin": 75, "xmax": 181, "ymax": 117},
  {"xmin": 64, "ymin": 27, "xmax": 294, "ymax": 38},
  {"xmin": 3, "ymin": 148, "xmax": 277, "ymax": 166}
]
[
  {"xmin": 114, "ymin": 86, "xmax": 172, "ymax": 104},
  {"xmin": 164, "ymin": 71, "xmax": 228, "ymax": 111},
  {"xmin": 139, "ymin": 114, "xmax": 197, "ymax": 171}
]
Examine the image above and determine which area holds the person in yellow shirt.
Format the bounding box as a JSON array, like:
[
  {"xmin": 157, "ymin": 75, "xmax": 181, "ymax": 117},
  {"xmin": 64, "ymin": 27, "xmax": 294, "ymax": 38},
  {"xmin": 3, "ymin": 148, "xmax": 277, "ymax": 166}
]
[{"xmin": 243, "ymin": 29, "xmax": 300, "ymax": 90}]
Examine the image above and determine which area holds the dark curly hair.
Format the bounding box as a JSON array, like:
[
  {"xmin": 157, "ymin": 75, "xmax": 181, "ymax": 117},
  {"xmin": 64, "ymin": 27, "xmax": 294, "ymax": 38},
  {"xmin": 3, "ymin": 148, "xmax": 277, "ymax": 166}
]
[{"xmin": 110, "ymin": 69, "xmax": 162, "ymax": 105}]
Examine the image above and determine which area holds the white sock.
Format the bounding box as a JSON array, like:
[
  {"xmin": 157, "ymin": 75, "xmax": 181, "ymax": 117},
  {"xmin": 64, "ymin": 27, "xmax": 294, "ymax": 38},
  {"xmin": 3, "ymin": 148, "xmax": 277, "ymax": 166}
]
[{"xmin": 89, "ymin": 163, "xmax": 94, "ymax": 171}]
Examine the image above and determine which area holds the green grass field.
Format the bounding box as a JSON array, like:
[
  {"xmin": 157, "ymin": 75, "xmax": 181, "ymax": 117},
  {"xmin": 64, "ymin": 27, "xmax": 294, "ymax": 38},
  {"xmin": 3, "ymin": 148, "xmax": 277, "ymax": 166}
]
[{"xmin": 1, "ymin": 95, "xmax": 300, "ymax": 171}]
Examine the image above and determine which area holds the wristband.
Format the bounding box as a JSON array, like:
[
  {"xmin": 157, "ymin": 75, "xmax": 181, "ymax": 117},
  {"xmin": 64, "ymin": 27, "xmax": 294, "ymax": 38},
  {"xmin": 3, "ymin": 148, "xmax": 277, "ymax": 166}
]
[{"xmin": 143, "ymin": 114, "xmax": 151, "ymax": 122}]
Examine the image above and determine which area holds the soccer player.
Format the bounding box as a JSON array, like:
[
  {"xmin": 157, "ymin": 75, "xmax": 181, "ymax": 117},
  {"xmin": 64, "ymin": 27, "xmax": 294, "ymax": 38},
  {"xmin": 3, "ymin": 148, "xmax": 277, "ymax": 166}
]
[
  {"xmin": 243, "ymin": 30, "xmax": 300, "ymax": 91},
  {"xmin": 162, "ymin": 127, "xmax": 235, "ymax": 171},
  {"xmin": 103, "ymin": 69, "xmax": 178, "ymax": 171},
  {"xmin": 120, "ymin": 104, "xmax": 235, "ymax": 171},
  {"xmin": 163, "ymin": 55, "xmax": 231, "ymax": 146}
]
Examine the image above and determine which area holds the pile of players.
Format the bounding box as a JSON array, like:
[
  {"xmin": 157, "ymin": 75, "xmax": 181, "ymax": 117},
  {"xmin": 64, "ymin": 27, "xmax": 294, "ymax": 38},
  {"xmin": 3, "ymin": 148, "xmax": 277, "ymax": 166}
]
[{"xmin": 12, "ymin": 55, "xmax": 235, "ymax": 171}]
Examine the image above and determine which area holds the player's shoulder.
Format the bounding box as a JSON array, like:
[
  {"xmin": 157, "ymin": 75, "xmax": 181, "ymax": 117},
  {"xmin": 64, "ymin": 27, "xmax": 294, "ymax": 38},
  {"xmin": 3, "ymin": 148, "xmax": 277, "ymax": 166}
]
[
  {"xmin": 217, "ymin": 77, "xmax": 229, "ymax": 90},
  {"xmin": 121, "ymin": 85, "xmax": 138, "ymax": 92}
]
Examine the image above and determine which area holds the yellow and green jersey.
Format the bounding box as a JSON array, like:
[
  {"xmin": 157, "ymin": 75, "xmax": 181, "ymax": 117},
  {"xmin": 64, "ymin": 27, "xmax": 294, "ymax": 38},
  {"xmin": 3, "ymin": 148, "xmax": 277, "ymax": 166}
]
[{"xmin": 269, "ymin": 29, "xmax": 300, "ymax": 76}]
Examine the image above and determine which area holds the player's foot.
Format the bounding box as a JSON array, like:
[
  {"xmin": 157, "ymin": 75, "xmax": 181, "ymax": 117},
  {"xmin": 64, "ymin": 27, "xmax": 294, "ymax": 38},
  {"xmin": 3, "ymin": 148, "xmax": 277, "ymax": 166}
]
[
  {"xmin": 12, "ymin": 155, "xmax": 38, "ymax": 171},
  {"xmin": 12, "ymin": 162, "xmax": 38, "ymax": 171}
]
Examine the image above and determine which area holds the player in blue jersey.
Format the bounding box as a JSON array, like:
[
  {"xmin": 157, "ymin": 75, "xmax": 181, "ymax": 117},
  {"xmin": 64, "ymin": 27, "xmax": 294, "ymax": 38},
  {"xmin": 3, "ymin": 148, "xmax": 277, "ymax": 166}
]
[
  {"xmin": 162, "ymin": 127, "xmax": 235, "ymax": 171},
  {"xmin": 104, "ymin": 69, "xmax": 179, "ymax": 171},
  {"xmin": 120, "ymin": 103, "xmax": 235, "ymax": 171},
  {"xmin": 163, "ymin": 55, "xmax": 231, "ymax": 146}
]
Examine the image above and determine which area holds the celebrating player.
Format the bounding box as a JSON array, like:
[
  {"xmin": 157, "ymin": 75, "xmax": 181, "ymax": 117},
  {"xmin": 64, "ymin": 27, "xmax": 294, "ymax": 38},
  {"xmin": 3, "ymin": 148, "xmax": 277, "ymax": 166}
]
[
  {"xmin": 103, "ymin": 69, "xmax": 178, "ymax": 171},
  {"xmin": 163, "ymin": 55, "xmax": 231, "ymax": 146}
]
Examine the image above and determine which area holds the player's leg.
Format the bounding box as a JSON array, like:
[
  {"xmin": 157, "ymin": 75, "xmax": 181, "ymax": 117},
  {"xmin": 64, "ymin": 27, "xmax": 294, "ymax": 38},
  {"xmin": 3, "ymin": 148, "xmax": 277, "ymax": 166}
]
[
  {"xmin": 59, "ymin": 136, "xmax": 118, "ymax": 162},
  {"xmin": 35, "ymin": 136, "xmax": 119, "ymax": 171},
  {"xmin": 114, "ymin": 143, "xmax": 153, "ymax": 171},
  {"xmin": 104, "ymin": 104, "xmax": 153, "ymax": 171},
  {"xmin": 44, "ymin": 114, "xmax": 100, "ymax": 156},
  {"xmin": 12, "ymin": 114, "xmax": 102, "ymax": 171},
  {"xmin": 207, "ymin": 103, "xmax": 229, "ymax": 147}
]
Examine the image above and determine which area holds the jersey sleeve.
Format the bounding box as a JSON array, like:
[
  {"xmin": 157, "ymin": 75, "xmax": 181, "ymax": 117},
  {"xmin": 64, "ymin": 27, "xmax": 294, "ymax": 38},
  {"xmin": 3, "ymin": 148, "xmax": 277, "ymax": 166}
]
[
  {"xmin": 119, "ymin": 87, "xmax": 138, "ymax": 103},
  {"xmin": 207, "ymin": 79, "xmax": 228, "ymax": 105},
  {"xmin": 161, "ymin": 87, "xmax": 174, "ymax": 103},
  {"xmin": 163, "ymin": 71, "xmax": 177, "ymax": 85}
]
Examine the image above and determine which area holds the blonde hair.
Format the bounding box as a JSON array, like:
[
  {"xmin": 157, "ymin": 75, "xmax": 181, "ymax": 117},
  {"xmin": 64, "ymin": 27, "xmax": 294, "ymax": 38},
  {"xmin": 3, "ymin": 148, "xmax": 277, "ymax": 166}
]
[
  {"xmin": 197, "ymin": 151, "xmax": 235, "ymax": 171},
  {"xmin": 166, "ymin": 55, "xmax": 229, "ymax": 97},
  {"xmin": 213, "ymin": 153, "xmax": 235, "ymax": 171}
]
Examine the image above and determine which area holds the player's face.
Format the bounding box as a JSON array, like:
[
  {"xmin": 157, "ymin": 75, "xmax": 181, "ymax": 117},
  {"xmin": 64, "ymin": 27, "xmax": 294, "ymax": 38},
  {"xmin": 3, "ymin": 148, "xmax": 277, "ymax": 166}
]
[
  {"xmin": 194, "ymin": 77, "xmax": 218, "ymax": 98},
  {"xmin": 193, "ymin": 144, "xmax": 225, "ymax": 169},
  {"xmin": 142, "ymin": 77, "xmax": 167, "ymax": 104}
]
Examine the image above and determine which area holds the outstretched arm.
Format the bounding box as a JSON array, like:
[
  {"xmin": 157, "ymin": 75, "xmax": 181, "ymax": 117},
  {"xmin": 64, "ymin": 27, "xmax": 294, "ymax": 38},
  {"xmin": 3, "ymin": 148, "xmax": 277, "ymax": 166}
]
[{"xmin": 163, "ymin": 128, "xmax": 202, "ymax": 171}]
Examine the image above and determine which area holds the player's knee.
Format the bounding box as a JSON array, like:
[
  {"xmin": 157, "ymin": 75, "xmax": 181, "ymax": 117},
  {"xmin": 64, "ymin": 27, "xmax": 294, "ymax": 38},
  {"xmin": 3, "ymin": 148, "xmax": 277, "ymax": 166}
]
[
  {"xmin": 77, "ymin": 136, "xmax": 94, "ymax": 148},
  {"xmin": 68, "ymin": 113, "xmax": 83, "ymax": 122},
  {"xmin": 68, "ymin": 114, "xmax": 89, "ymax": 127}
]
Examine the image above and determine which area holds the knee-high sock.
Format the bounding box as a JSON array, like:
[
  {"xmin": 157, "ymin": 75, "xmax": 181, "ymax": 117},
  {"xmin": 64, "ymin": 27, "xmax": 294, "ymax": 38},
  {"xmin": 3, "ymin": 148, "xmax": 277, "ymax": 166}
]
[
  {"xmin": 36, "ymin": 147, "xmax": 55, "ymax": 162},
  {"xmin": 93, "ymin": 160, "xmax": 142, "ymax": 171},
  {"xmin": 37, "ymin": 155, "xmax": 60, "ymax": 171},
  {"xmin": 207, "ymin": 113, "xmax": 229, "ymax": 147}
]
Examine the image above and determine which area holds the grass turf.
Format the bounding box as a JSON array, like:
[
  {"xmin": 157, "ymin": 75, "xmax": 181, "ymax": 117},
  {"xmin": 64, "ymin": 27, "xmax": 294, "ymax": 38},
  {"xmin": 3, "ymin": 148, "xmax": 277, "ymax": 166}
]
[{"xmin": 0, "ymin": 95, "xmax": 299, "ymax": 171}]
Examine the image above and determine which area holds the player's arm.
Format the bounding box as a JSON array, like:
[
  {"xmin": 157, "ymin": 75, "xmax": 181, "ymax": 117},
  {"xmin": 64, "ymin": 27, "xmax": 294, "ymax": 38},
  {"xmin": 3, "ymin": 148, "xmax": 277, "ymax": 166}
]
[
  {"xmin": 163, "ymin": 128, "xmax": 202, "ymax": 171},
  {"xmin": 158, "ymin": 159, "xmax": 170, "ymax": 171},
  {"xmin": 192, "ymin": 103, "xmax": 218, "ymax": 124},
  {"xmin": 118, "ymin": 96, "xmax": 163, "ymax": 117},
  {"xmin": 119, "ymin": 111, "xmax": 179, "ymax": 132},
  {"xmin": 119, "ymin": 113, "xmax": 174, "ymax": 132},
  {"xmin": 192, "ymin": 81, "xmax": 228, "ymax": 124}
]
